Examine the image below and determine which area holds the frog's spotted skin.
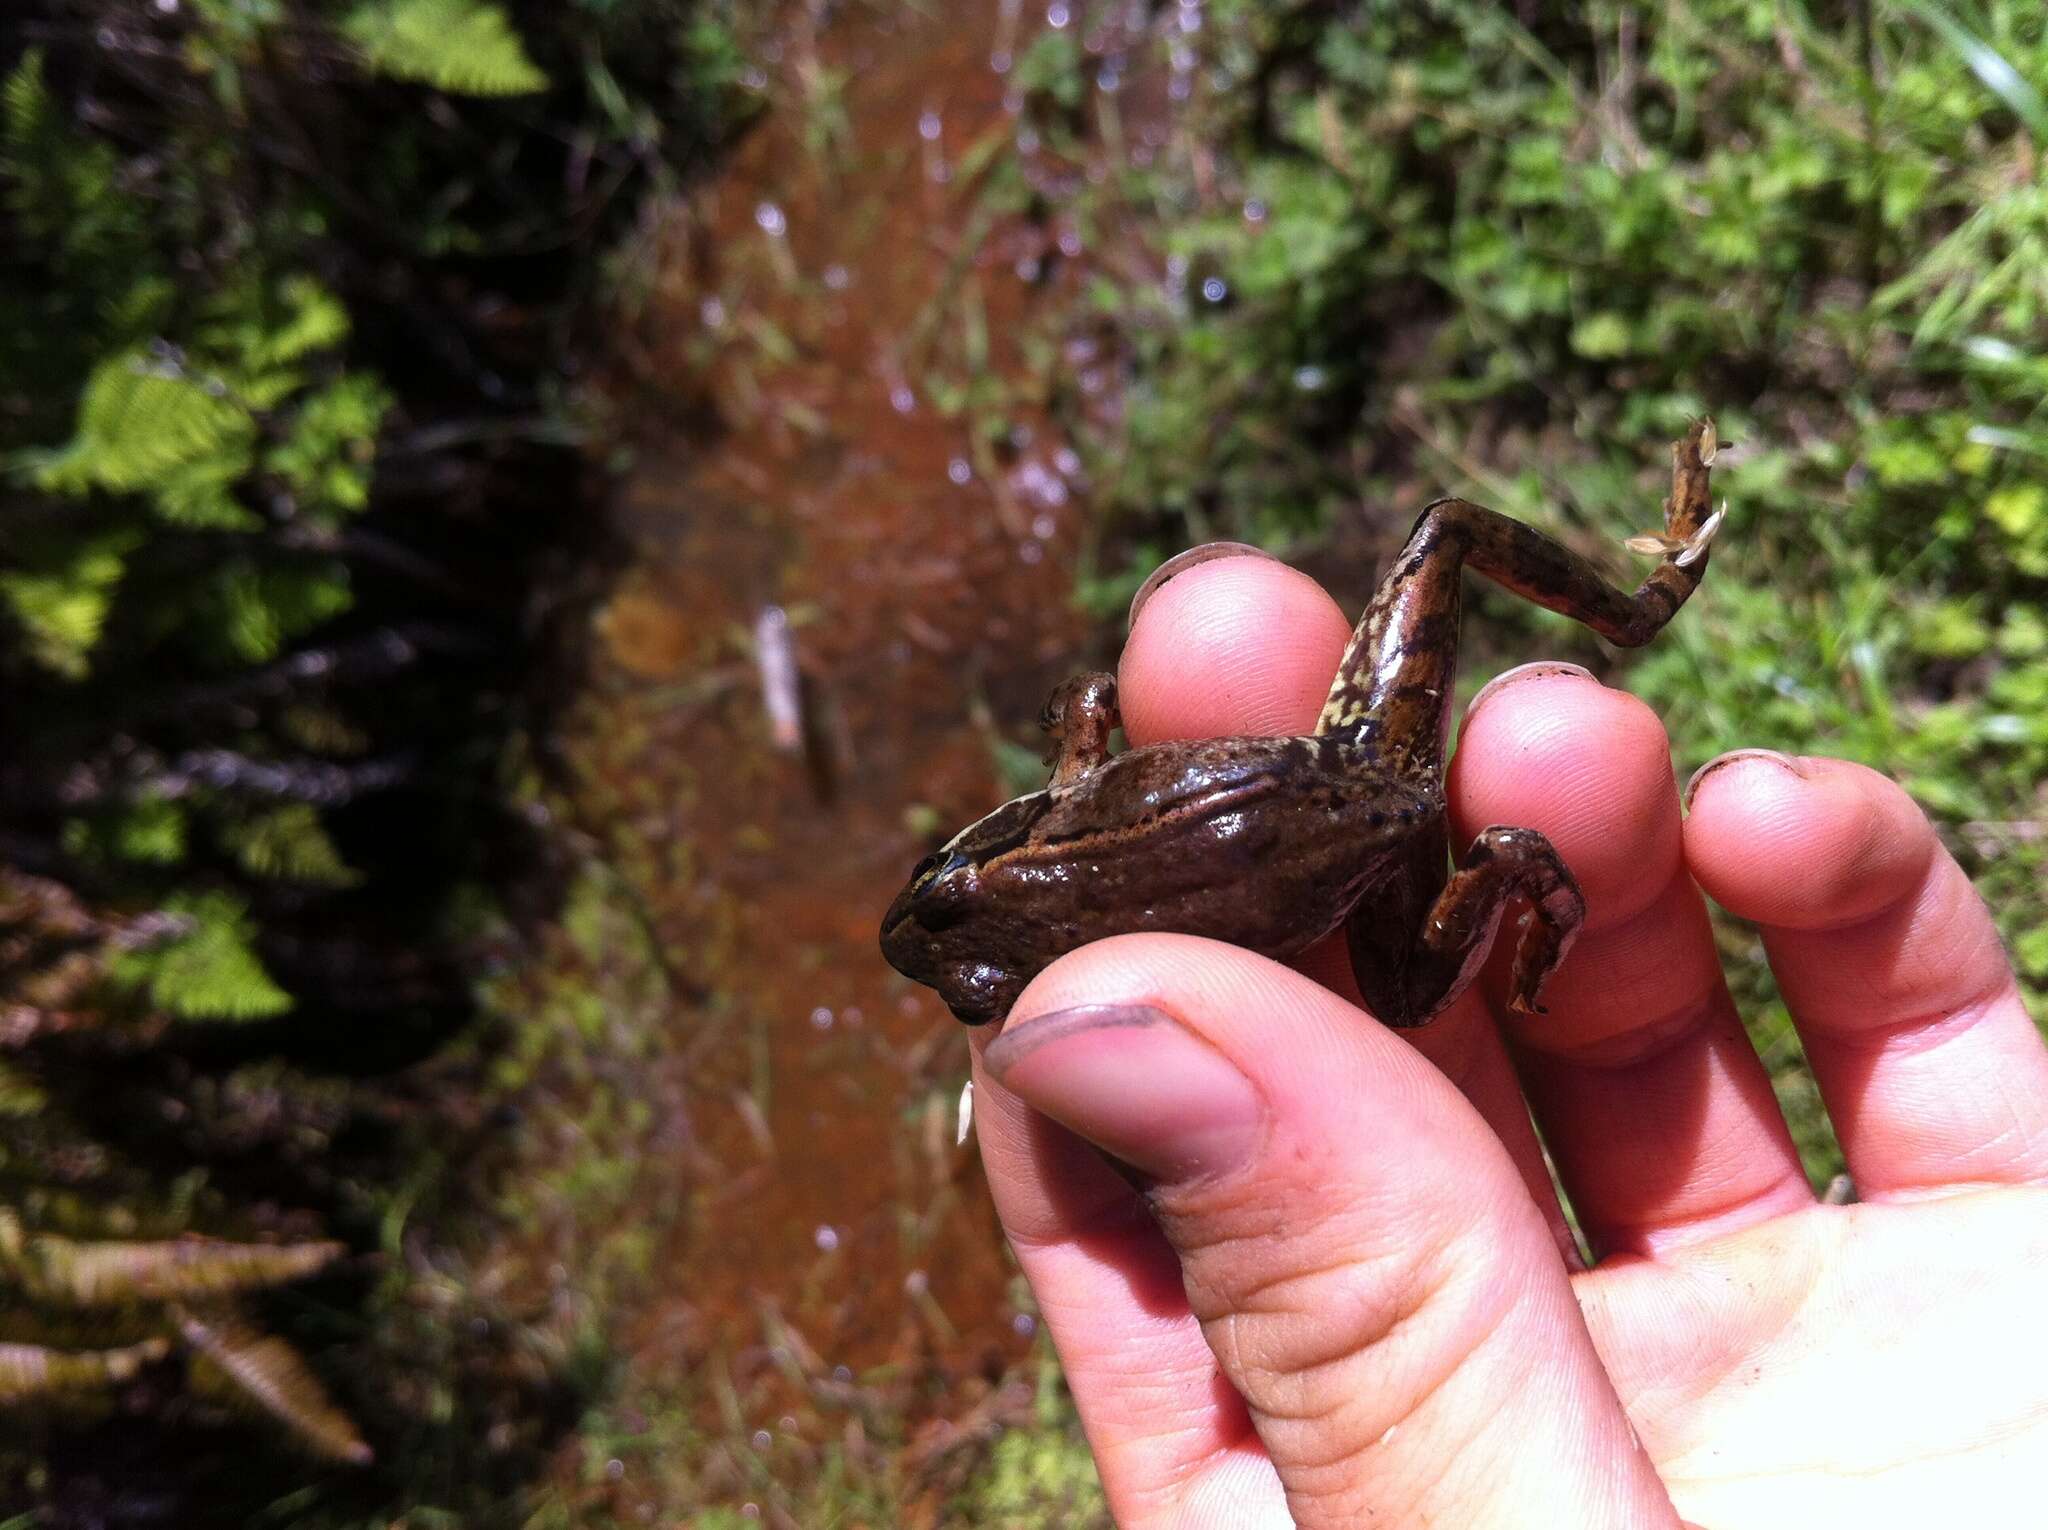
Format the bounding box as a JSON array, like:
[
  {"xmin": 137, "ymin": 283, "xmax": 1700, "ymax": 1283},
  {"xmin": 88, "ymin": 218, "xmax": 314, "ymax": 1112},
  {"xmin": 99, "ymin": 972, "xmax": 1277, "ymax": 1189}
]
[{"xmin": 882, "ymin": 422, "xmax": 1724, "ymax": 1026}]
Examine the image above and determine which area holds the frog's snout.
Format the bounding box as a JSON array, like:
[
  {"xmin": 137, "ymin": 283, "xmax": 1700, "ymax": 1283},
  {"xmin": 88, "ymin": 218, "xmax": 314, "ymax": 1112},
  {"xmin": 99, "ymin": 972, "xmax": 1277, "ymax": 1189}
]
[
  {"xmin": 880, "ymin": 859, "xmax": 1016, "ymax": 1026},
  {"xmin": 878, "ymin": 880, "xmax": 931, "ymax": 976}
]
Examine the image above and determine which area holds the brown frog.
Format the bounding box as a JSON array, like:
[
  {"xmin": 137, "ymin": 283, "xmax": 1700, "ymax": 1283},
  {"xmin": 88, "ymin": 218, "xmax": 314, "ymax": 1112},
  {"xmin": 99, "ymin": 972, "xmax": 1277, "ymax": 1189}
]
[{"xmin": 881, "ymin": 421, "xmax": 1725, "ymax": 1027}]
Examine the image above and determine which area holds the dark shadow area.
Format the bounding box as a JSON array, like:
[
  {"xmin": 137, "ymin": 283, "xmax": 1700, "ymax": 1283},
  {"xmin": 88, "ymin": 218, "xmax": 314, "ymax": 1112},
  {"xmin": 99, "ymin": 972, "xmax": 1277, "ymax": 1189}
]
[{"xmin": 0, "ymin": 1, "xmax": 754, "ymax": 1520}]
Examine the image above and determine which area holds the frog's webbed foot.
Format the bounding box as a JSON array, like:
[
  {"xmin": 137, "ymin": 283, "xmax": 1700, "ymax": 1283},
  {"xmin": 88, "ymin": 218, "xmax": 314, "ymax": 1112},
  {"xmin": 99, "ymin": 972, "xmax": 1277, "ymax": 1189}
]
[
  {"xmin": 1626, "ymin": 500, "xmax": 1727, "ymax": 567},
  {"xmin": 1627, "ymin": 415, "xmax": 1725, "ymax": 556},
  {"xmin": 1041, "ymin": 671, "xmax": 1120, "ymax": 788},
  {"xmin": 1351, "ymin": 827, "xmax": 1585, "ymax": 1027}
]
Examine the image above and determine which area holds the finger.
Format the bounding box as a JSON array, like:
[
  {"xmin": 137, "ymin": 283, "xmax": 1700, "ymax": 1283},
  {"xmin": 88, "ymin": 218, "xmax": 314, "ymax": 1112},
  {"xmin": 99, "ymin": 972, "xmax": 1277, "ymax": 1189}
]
[
  {"xmin": 1119, "ymin": 547, "xmax": 1351, "ymax": 743},
  {"xmin": 1684, "ymin": 752, "xmax": 2048, "ymax": 1195},
  {"xmin": 1118, "ymin": 549, "xmax": 1571, "ymax": 1246},
  {"xmin": 984, "ymin": 934, "xmax": 1683, "ymax": 1530},
  {"xmin": 1450, "ymin": 668, "xmax": 1814, "ymax": 1256},
  {"xmin": 970, "ymin": 1033, "xmax": 1293, "ymax": 1528}
]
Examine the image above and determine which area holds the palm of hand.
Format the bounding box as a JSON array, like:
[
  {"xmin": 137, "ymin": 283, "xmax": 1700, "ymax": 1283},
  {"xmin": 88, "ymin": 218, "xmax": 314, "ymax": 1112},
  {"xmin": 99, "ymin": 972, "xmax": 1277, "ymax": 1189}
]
[{"xmin": 1594, "ymin": 1192, "xmax": 2048, "ymax": 1526}]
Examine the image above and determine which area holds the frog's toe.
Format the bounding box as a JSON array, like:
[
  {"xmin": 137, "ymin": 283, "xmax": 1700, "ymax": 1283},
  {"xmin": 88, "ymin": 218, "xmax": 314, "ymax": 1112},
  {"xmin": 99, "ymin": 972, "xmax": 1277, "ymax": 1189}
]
[
  {"xmin": 1673, "ymin": 501, "xmax": 1727, "ymax": 569},
  {"xmin": 1624, "ymin": 531, "xmax": 1687, "ymax": 558}
]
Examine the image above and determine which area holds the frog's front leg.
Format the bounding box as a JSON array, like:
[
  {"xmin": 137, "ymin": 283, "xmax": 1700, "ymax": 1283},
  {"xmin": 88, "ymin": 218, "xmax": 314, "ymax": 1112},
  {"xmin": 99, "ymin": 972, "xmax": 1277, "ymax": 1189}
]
[
  {"xmin": 1041, "ymin": 671, "xmax": 1119, "ymax": 787},
  {"xmin": 1347, "ymin": 826, "xmax": 1585, "ymax": 1027}
]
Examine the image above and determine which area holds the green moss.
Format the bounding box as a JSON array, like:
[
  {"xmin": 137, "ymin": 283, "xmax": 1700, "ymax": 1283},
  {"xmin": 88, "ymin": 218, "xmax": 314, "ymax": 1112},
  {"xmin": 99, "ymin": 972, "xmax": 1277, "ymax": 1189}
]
[{"xmin": 953, "ymin": 1416, "xmax": 1109, "ymax": 1529}]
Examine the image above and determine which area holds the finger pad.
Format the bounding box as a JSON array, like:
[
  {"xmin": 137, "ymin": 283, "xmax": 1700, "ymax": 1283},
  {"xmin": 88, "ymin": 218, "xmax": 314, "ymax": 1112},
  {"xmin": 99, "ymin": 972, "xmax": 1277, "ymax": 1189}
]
[
  {"xmin": 1685, "ymin": 759, "xmax": 1933, "ymax": 930},
  {"xmin": 1120, "ymin": 557, "xmax": 1349, "ymax": 743},
  {"xmin": 1451, "ymin": 678, "xmax": 1681, "ymax": 927}
]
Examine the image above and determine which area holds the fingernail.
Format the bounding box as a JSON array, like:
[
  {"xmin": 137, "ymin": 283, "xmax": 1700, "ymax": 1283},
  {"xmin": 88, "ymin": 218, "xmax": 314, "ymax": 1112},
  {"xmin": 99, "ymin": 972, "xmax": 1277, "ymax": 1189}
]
[
  {"xmin": 983, "ymin": 1003, "xmax": 1265, "ymax": 1180},
  {"xmin": 1463, "ymin": 661, "xmax": 1595, "ymax": 722},
  {"xmin": 1682, "ymin": 748, "xmax": 1806, "ymax": 810},
  {"xmin": 1128, "ymin": 542, "xmax": 1277, "ymax": 631}
]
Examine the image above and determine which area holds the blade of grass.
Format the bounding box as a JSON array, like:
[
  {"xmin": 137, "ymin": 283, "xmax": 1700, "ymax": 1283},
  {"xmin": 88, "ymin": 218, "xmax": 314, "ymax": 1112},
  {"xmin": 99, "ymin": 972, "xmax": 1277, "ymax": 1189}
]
[{"xmin": 1894, "ymin": 0, "xmax": 2048, "ymax": 145}]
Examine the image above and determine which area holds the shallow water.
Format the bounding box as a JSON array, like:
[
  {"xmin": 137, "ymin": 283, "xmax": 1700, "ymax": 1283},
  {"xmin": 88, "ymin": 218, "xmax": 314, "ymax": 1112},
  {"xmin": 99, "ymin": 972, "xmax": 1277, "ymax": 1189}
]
[{"xmin": 538, "ymin": 0, "xmax": 1166, "ymax": 1510}]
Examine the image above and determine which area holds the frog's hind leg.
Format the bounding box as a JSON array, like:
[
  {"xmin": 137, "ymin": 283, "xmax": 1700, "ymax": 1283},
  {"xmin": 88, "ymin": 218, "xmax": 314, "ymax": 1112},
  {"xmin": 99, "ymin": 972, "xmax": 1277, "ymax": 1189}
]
[
  {"xmin": 1041, "ymin": 672, "xmax": 1120, "ymax": 788},
  {"xmin": 1316, "ymin": 419, "xmax": 1721, "ymax": 775},
  {"xmin": 1348, "ymin": 826, "xmax": 1585, "ymax": 1027}
]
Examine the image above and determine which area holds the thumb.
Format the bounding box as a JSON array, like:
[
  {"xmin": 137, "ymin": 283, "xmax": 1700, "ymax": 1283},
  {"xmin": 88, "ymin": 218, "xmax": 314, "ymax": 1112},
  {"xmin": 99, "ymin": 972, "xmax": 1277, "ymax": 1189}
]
[{"xmin": 983, "ymin": 933, "xmax": 1679, "ymax": 1530}]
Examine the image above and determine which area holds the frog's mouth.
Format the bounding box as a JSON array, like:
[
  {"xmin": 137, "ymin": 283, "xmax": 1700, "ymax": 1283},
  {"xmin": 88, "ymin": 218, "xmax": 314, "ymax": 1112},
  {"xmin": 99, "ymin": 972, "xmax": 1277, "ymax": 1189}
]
[
  {"xmin": 878, "ymin": 864, "xmax": 1012, "ymax": 1025},
  {"xmin": 879, "ymin": 870, "xmax": 952, "ymax": 984},
  {"xmin": 878, "ymin": 891, "xmax": 919, "ymax": 959}
]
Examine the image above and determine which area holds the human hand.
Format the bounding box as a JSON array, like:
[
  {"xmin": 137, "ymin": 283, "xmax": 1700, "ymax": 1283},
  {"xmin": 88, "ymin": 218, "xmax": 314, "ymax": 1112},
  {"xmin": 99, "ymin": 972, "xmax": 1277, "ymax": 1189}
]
[{"xmin": 967, "ymin": 547, "xmax": 2048, "ymax": 1528}]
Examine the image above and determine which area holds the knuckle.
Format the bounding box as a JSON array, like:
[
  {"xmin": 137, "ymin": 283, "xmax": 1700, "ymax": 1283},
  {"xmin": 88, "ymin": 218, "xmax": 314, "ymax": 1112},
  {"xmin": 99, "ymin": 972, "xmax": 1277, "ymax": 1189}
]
[{"xmin": 1158, "ymin": 1160, "xmax": 1516, "ymax": 1446}]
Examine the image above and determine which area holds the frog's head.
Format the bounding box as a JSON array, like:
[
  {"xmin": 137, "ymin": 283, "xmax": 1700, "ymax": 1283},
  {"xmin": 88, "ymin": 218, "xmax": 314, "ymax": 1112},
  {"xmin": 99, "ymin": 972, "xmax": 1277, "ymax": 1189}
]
[
  {"xmin": 879, "ymin": 792, "xmax": 1055, "ymax": 1025},
  {"xmin": 879, "ymin": 850, "xmax": 1013, "ymax": 1025}
]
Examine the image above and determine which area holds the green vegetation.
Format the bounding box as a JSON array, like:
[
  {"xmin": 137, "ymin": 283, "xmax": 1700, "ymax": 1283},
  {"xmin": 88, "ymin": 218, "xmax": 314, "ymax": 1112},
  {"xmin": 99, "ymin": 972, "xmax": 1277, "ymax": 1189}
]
[
  {"xmin": 0, "ymin": 0, "xmax": 755, "ymax": 1516},
  {"xmin": 1022, "ymin": 0, "xmax": 2048, "ymax": 1182},
  {"xmin": 6, "ymin": 0, "xmax": 2047, "ymax": 1522}
]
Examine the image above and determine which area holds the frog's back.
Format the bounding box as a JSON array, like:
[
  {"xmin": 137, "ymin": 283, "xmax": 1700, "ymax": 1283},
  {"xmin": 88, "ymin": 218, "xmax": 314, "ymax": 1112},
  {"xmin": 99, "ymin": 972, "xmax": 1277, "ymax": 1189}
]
[{"xmin": 974, "ymin": 732, "xmax": 1432, "ymax": 963}]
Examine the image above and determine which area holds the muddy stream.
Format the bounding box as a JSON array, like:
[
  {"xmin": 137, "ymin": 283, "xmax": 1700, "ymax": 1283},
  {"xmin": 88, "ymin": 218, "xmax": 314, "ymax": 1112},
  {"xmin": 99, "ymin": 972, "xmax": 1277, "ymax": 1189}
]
[{"xmin": 529, "ymin": 0, "xmax": 1183, "ymax": 1513}]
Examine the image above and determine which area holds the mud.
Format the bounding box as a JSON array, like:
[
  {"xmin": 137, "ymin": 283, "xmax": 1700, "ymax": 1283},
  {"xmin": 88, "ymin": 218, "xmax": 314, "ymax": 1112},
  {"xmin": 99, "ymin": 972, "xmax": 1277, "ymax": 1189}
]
[{"xmin": 537, "ymin": 0, "xmax": 1168, "ymax": 1510}]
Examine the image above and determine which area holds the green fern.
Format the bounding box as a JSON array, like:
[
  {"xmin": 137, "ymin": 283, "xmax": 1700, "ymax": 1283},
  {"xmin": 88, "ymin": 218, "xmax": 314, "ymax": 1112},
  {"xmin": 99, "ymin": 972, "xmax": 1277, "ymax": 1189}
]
[
  {"xmin": 209, "ymin": 562, "xmax": 354, "ymax": 664},
  {"xmin": 60, "ymin": 795, "xmax": 188, "ymax": 868},
  {"xmin": 266, "ymin": 372, "xmax": 391, "ymax": 522},
  {"xmin": 111, "ymin": 892, "xmax": 291, "ymax": 1022},
  {"xmin": 33, "ymin": 350, "xmax": 256, "ymax": 501},
  {"xmin": 151, "ymin": 452, "xmax": 262, "ymax": 531},
  {"xmin": 1, "ymin": 47, "xmax": 48, "ymax": 146},
  {"xmin": 343, "ymin": 0, "xmax": 549, "ymax": 96},
  {"xmin": 28, "ymin": 277, "xmax": 373, "ymax": 542},
  {"xmin": 2, "ymin": 50, "xmax": 125, "ymax": 257},
  {"xmin": 221, "ymin": 805, "xmax": 361, "ymax": 888},
  {"xmin": 0, "ymin": 528, "xmax": 143, "ymax": 679},
  {"xmin": 240, "ymin": 277, "xmax": 351, "ymax": 372},
  {"xmin": 196, "ymin": 275, "xmax": 349, "ymax": 410}
]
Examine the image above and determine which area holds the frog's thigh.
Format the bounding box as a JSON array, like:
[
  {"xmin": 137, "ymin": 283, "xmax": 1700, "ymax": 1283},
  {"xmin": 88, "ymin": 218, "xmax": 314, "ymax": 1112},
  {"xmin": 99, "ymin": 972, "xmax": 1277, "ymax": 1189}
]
[
  {"xmin": 1351, "ymin": 827, "xmax": 1586, "ymax": 1026},
  {"xmin": 1345, "ymin": 831, "xmax": 1452, "ymax": 1029}
]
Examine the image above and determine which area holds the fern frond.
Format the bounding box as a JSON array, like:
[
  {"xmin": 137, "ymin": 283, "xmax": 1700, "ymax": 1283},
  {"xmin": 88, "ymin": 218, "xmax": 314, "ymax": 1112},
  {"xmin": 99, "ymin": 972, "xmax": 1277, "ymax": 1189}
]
[
  {"xmin": 1, "ymin": 48, "xmax": 50, "ymax": 153},
  {"xmin": 60, "ymin": 794, "xmax": 188, "ymax": 868},
  {"xmin": 0, "ymin": 528, "xmax": 143, "ymax": 679},
  {"xmin": 222, "ymin": 804, "xmax": 361, "ymax": 887},
  {"xmin": 35, "ymin": 349, "xmax": 256, "ymax": 500},
  {"xmin": 247, "ymin": 277, "xmax": 352, "ymax": 372},
  {"xmin": 152, "ymin": 451, "xmax": 262, "ymax": 530},
  {"xmin": 0, "ymin": 1338, "xmax": 171, "ymax": 1405},
  {"xmin": 109, "ymin": 892, "xmax": 291, "ymax": 1022},
  {"xmin": 1, "ymin": 1220, "xmax": 343, "ymax": 1307},
  {"xmin": 267, "ymin": 372, "xmax": 391, "ymax": 522},
  {"xmin": 211, "ymin": 562, "xmax": 355, "ymax": 664},
  {"xmin": 178, "ymin": 1309, "xmax": 373, "ymax": 1464},
  {"xmin": 2, "ymin": 49, "xmax": 113, "ymax": 249},
  {"xmin": 344, "ymin": 0, "xmax": 549, "ymax": 97}
]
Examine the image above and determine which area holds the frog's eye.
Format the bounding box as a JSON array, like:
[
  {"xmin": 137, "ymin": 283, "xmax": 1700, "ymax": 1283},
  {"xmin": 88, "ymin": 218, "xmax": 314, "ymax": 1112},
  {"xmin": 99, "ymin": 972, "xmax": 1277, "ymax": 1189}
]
[
  {"xmin": 911, "ymin": 852, "xmax": 979, "ymax": 928},
  {"xmin": 912, "ymin": 848, "xmax": 974, "ymax": 889}
]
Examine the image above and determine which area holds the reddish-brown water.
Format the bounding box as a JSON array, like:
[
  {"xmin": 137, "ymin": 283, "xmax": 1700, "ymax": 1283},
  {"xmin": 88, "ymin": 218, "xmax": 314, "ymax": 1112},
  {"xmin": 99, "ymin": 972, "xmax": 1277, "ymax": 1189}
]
[{"xmin": 530, "ymin": 0, "xmax": 1165, "ymax": 1515}]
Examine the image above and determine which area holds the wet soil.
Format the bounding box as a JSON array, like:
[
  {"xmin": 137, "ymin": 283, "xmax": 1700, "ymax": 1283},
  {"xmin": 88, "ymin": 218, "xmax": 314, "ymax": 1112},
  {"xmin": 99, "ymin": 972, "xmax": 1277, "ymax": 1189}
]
[{"xmin": 528, "ymin": 0, "xmax": 1160, "ymax": 1514}]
